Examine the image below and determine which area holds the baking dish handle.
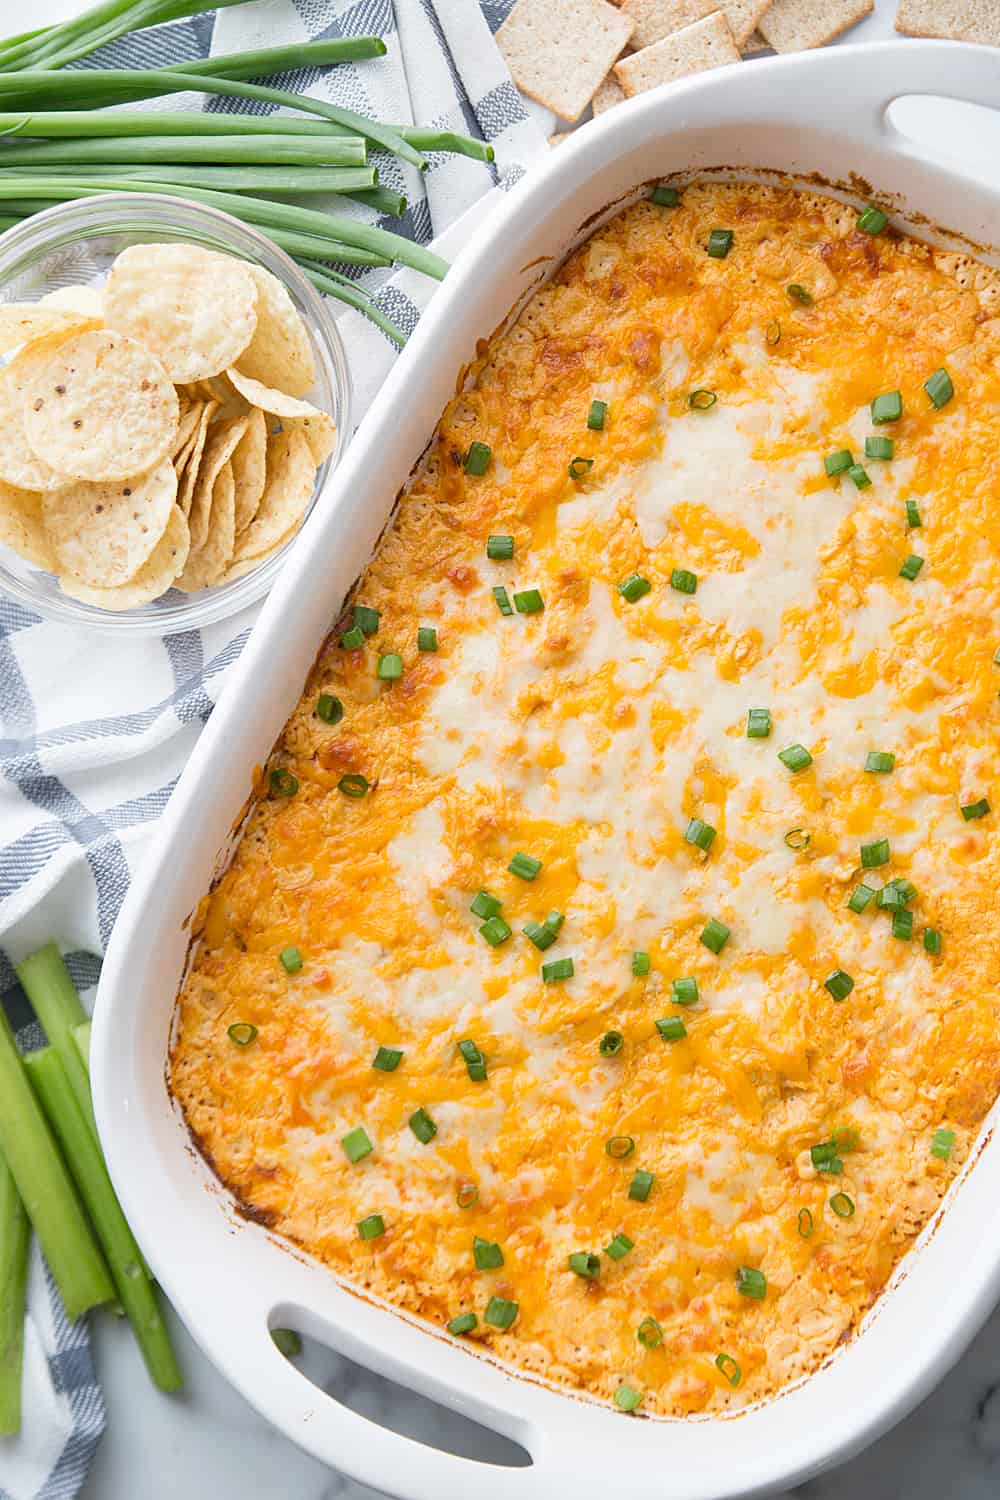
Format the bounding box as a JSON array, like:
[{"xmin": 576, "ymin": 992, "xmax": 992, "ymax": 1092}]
[{"xmin": 834, "ymin": 43, "xmax": 1000, "ymax": 154}]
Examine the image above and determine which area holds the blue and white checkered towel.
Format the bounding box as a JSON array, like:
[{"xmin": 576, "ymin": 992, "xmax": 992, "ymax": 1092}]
[{"xmin": 0, "ymin": 4, "xmax": 546, "ymax": 1497}]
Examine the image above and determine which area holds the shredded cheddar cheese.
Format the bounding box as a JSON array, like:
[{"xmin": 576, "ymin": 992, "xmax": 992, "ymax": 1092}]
[{"xmin": 171, "ymin": 182, "xmax": 1000, "ymax": 1417}]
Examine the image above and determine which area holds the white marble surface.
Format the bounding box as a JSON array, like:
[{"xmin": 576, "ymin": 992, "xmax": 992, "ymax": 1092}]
[{"xmin": 20, "ymin": 0, "xmax": 1000, "ymax": 1494}]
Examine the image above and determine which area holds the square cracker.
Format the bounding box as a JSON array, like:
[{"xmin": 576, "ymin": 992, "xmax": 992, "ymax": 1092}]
[
  {"xmin": 614, "ymin": 12, "xmax": 740, "ymax": 97},
  {"xmin": 620, "ymin": 0, "xmax": 773, "ymax": 50},
  {"xmin": 497, "ymin": 0, "xmax": 634, "ymax": 122},
  {"xmin": 896, "ymin": 1, "xmax": 1000, "ymax": 43},
  {"xmin": 592, "ymin": 72, "xmax": 627, "ymax": 114},
  {"xmin": 759, "ymin": 0, "xmax": 873, "ymax": 51}
]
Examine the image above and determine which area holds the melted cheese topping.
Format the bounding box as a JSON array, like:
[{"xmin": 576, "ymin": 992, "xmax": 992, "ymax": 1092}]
[{"xmin": 171, "ymin": 184, "xmax": 1000, "ymax": 1418}]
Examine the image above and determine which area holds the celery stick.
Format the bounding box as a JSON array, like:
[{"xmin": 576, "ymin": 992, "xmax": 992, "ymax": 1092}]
[
  {"xmin": 0, "ymin": 1010, "xmax": 112, "ymax": 1319},
  {"xmin": 25, "ymin": 1050, "xmax": 182, "ymax": 1392},
  {"xmin": 73, "ymin": 1020, "xmax": 91, "ymax": 1070},
  {"xmin": 0, "ymin": 1154, "xmax": 30, "ymax": 1435},
  {"xmin": 17, "ymin": 943, "xmax": 96, "ymax": 1140}
]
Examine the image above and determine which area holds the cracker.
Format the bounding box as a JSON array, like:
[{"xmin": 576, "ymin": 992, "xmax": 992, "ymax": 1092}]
[
  {"xmin": 759, "ymin": 0, "xmax": 873, "ymax": 51},
  {"xmin": 23, "ymin": 330, "xmax": 178, "ymax": 484},
  {"xmin": 231, "ymin": 407, "xmax": 267, "ymax": 533},
  {"xmin": 619, "ymin": 0, "xmax": 771, "ymax": 50},
  {"xmin": 234, "ymin": 263, "xmax": 316, "ymax": 400},
  {"xmin": 177, "ymin": 400, "xmax": 217, "ymax": 517},
  {"xmin": 0, "ymin": 334, "xmax": 70, "ymax": 491},
  {"xmin": 895, "ymin": 1, "xmax": 1000, "ymax": 42},
  {"xmin": 232, "ymin": 428, "xmax": 315, "ymax": 563},
  {"xmin": 0, "ymin": 481, "xmax": 57, "ymax": 571},
  {"xmin": 496, "ymin": 0, "xmax": 634, "ymax": 122},
  {"xmin": 59, "ymin": 505, "xmax": 190, "ymax": 611},
  {"xmin": 39, "ymin": 285, "xmax": 105, "ymax": 320},
  {"xmin": 741, "ymin": 28, "xmax": 771, "ymax": 52},
  {"xmin": 43, "ymin": 458, "xmax": 177, "ymax": 588},
  {"xmin": 103, "ymin": 243, "xmax": 258, "ymax": 383},
  {"xmin": 614, "ymin": 12, "xmax": 739, "ymax": 96},
  {"xmin": 0, "ymin": 303, "xmax": 99, "ymax": 353},
  {"xmin": 592, "ymin": 73, "xmax": 626, "ymax": 114},
  {"xmin": 187, "ymin": 414, "xmax": 249, "ymax": 551},
  {"xmin": 176, "ymin": 461, "xmax": 235, "ymax": 591}
]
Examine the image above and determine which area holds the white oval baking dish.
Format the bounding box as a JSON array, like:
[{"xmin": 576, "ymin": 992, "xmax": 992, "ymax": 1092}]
[{"xmin": 92, "ymin": 40, "xmax": 1000, "ymax": 1500}]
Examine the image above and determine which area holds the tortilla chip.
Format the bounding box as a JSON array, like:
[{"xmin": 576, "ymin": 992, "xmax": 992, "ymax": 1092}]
[
  {"xmin": 619, "ymin": 0, "xmax": 771, "ymax": 50},
  {"xmin": 176, "ymin": 461, "xmax": 235, "ymax": 591},
  {"xmin": 103, "ymin": 242, "xmax": 258, "ymax": 383},
  {"xmin": 171, "ymin": 399, "xmax": 203, "ymax": 460},
  {"xmin": 58, "ymin": 504, "xmax": 190, "ymax": 611},
  {"xmin": 0, "ymin": 333, "xmax": 72, "ymax": 491},
  {"xmin": 614, "ymin": 12, "xmax": 740, "ymax": 96},
  {"xmin": 38, "ymin": 285, "xmax": 105, "ymax": 320},
  {"xmin": 23, "ymin": 330, "xmax": 178, "ymax": 483},
  {"xmin": 234, "ymin": 263, "xmax": 316, "ymax": 400},
  {"xmin": 759, "ymin": 0, "xmax": 873, "ymax": 50},
  {"xmin": 177, "ymin": 400, "xmax": 217, "ymax": 517},
  {"xmin": 43, "ymin": 457, "xmax": 177, "ymax": 588},
  {"xmin": 216, "ymin": 527, "xmax": 295, "ymax": 584},
  {"xmin": 496, "ymin": 0, "xmax": 634, "ymax": 122},
  {"xmin": 232, "ymin": 427, "xmax": 315, "ymax": 563},
  {"xmin": 0, "ymin": 303, "xmax": 99, "ymax": 353},
  {"xmin": 895, "ymin": 0, "xmax": 1000, "ymax": 42},
  {"xmin": 0, "ymin": 481, "xmax": 56, "ymax": 571},
  {"xmin": 224, "ymin": 367, "xmax": 324, "ymax": 423},
  {"xmin": 187, "ymin": 414, "xmax": 249, "ymax": 551},
  {"xmin": 231, "ymin": 407, "xmax": 268, "ymax": 532}
]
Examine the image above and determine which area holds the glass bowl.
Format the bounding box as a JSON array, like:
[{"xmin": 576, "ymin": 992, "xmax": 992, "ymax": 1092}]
[{"xmin": 0, "ymin": 194, "xmax": 351, "ymax": 636}]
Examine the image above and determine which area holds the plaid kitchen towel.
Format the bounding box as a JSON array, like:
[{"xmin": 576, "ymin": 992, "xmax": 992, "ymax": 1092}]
[{"xmin": 0, "ymin": 3, "xmax": 546, "ymax": 1497}]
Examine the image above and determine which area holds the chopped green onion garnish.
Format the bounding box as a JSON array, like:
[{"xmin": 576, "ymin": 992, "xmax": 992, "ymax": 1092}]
[
  {"xmin": 316, "ymin": 693, "xmax": 344, "ymax": 724},
  {"xmin": 857, "ymin": 205, "xmax": 888, "ymax": 235},
  {"xmin": 670, "ymin": 568, "xmax": 698, "ymax": 595},
  {"xmin": 605, "ymin": 1232, "xmax": 634, "ymax": 1261},
  {"xmin": 923, "ymin": 928, "xmax": 942, "ymax": 955},
  {"xmin": 656, "ymin": 1017, "xmax": 687, "ymax": 1042},
  {"xmin": 787, "ymin": 283, "xmax": 812, "ymax": 305},
  {"xmin": 924, "ymin": 367, "xmax": 953, "ymax": 408},
  {"xmin": 606, "ymin": 1135, "xmax": 635, "ymax": 1159},
  {"xmin": 341, "ymin": 624, "xmax": 365, "ymax": 650},
  {"xmin": 865, "ymin": 750, "xmax": 895, "ymax": 773},
  {"xmin": 688, "ymin": 388, "xmax": 717, "ymax": 410},
  {"xmin": 448, "ymin": 1312, "xmax": 477, "ymax": 1336},
  {"xmin": 899, "ymin": 554, "xmax": 924, "ymax": 581},
  {"xmin": 833, "ymin": 1126, "xmax": 860, "ymax": 1153},
  {"xmin": 473, "ymin": 1236, "xmax": 503, "ymax": 1270},
  {"xmin": 618, "ymin": 573, "xmax": 652, "ymax": 603},
  {"xmin": 865, "ymin": 435, "xmax": 894, "ymax": 461},
  {"xmin": 568, "ymin": 456, "xmax": 594, "ymax": 480},
  {"xmin": 587, "ymin": 399, "xmax": 608, "ymax": 430},
  {"xmin": 931, "ymin": 1127, "xmax": 955, "ymax": 1160},
  {"xmin": 338, "ymin": 773, "xmax": 369, "ymax": 798},
  {"xmin": 637, "ymin": 1315, "xmax": 663, "ymax": 1347},
  {"xmin": 861, "ymin": 837, "xmax": 890, "ymax": 868},
  {"xmin": 280, "ymin": 945, "xmax": 303, "ymax": 974},
  {"xmin": 480, "ymin": 915, "xmax": 512, "ymax": 947},
  {"xmin": 892, "ymin": 909, "xmax": 914, "ymax": 940},
  {"xmin": 707, "ymin": 228, "xmax": 733, "ymax": 258},
  {"xmin": 456, "ymin": 1182, "xmax": 479, "ymax": 1209},
  {"xmin": 766, "ymin": 319, "xmax": 782, "ymax": 347},
  {"xmin": 649, "ymin": 184, "xmax": 679, "ymax": 207},
  {"xmin": 848, "ymin": 463, "xmax": 872, "ymax": 490},
  {"xmin": 342, "ymin": 1127, "xmax": 373, "ymax": 1163},
  {"xmin": 523, "ymin": 920, "xmax": 557, "ymax": 951},
  {"xmin": 824, "ymin": 449, "xmax": 853, "ymax": 477},
  {"xmin": 700, "ymin": 917, "xmax": 730, "ymax": 954},
  {"xmin": 961, "ymin": 797, "xmax": 990, "ymax": 820},
  {"xmin": 747, "ymin": 708, "xmax": 772, "ymax": 738},
  {"xmin": 876, "ymin": 877, "xmax": 916, "ymax": 910},
  {"xmin": 736, "ymin": 1266, "xmax": 767, "ymax": 1299},
  {"xmin": 614, "ymin": 1384, "xmax": 643, "ymax": 1412},
  {"xmin": 542, "ymin": 957, "xmax": 574, "ymax": 982},
  {"xmin": 377, "ymin": 653, "xmax": 403, "ymax": 681},
  {"xmin": 227, "ymin": 1022, "xmax": 257, "ymax": 1047},
  {"xmin": 458, "ymin": 1039, "xmax": 487, "ymax": 1082},
  {"xmin": 810, "ymin": 1141, "xmax": 840, "ymax": 1169},
  {"xmin": 353, "ymin": 605, "xmax": 379, "ymax": 636},
  {"xmin": 373, "ymin": 1045, "xmax": 403, "ymax": 1072},
  {"xmin": 778, "ymin": 743, "xmax": 812, "ymax": 772},
  {"xmin": 508, "ymin": 851, "xmax": 542, "ymax": 880},
  {"xmin": 417, "ymin": 626, "xmax": 438, "ymax": 652},
  {"xmin": 685, "ymin": 817, "xmax": 716, "ymax": 852},
  {"xmin": 871, "ymin": 391, "xmax": 902, "ymax": 424},
  {"xmin": 484, "ymin": 1297, "xmax": 518, "ymax": 1329},
  {"xmin": 847, "ymin": 883, "xmax": 876, "ymax": 913},
  {"xmin": 672, "ymin": 976, "xmax": 699, "ymax": 1006},
  {"xmin": 408, "ymin": 1107, "xmax": 437, "ymax": 1144},
  {"xmin": 487, "ymin": 534, "xmax": 514, "ymax": 560},
  {"xmin": 513, "ymin": 588, "xmax": 544, "ymax": 614},
  {"xmin": 824, "ymin": 969, "xmax": 854, "ymax": 1001},
  {"xmin": 270, "ymin": 767, "xmax": 298, "ymax": 797},
  {"xmin": 600, "ymin": 1031, "xmax": 624, "ymax": 1057},
  {"xmin": 629, "ymin": 1170, "xmax": 654, "ymax": 1202},
  {"xmin": 358, "ymin": 1213, "xmax": 385, "ymax": 1240},
  {"xmin": 631, "ymin": 950, "xmax": 650, "ymax": 977},
  {"xmin": 784, "ymin": 828, "xmax": 811, "ymax": 851},
  {"xmin": 544, "ymin": 910, "xmax": 565, "ymax": 934},
  {"xmin": 715, "ymin": 1353, "xmax": 742, "ymax": 1387},
  {"xmin": 471, "ymin": 890, "xmax": 502, "ymax": 920},
  {"xmin": 464, "ymin": 441, "xmax": 491, "ymax": 475},
  {"xmin": 569, "ymin": 1251, "xmax": 601, "ymax": 1279},
  {"xmin": 493, "ymin": 585, "xmax": 513, "ymax": 616},
  {"xmin": 905, "ymin": 499, "xmax": 922, "ymax": 529},
  {"xmin": 797, "ymin": 1207, "xmax": 814, "ymax": 1239},
  {"xmin": 829, "ymin": 1192, "xmax": 855, "ymax": 1219}
]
